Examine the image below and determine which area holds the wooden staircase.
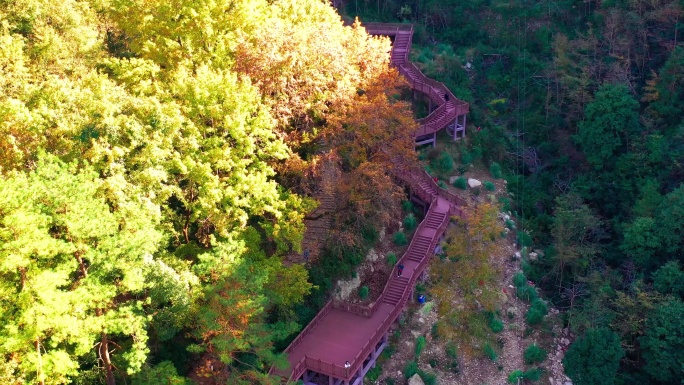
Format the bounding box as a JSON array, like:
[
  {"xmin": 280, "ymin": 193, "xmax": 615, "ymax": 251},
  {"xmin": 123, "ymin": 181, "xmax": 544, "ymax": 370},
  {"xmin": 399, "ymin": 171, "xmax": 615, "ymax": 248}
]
[
  {"xmin": 382, "ymin": 276, "xmax": 409, "ymax": 305},
  {"xmin": 364, "ymin": 23, "xmax": 470, "ymax": 146},
  {"xmin": 271, "ymin": 22, "xmax": 471, "ymax": 385}
]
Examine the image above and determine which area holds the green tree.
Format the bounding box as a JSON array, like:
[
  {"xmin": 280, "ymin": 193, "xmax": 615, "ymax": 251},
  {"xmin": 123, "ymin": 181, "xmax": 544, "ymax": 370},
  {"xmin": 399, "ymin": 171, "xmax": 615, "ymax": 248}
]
[
  {"xmin": 652, "ymin": 261, "xmax": 684, "ymax": 298},
  {"xmin": 655, "ymin": 185, "xmax": 684, "ymax": 258},
  {"xmin": 620, "ymin": 217, "xmax": 662, "ymax": 271},
  {"xmin": 645, "ymin": 46, "xmax": 684, "ymax": 128},
  {"xmin": 0, "ymin": 155, "xmax": 170, "ymax": 384},
  {"xmin": 550, "ymin": 193, "xmax": 603, "ymax": 288},
  {"xmin": 575, "ymin": 84, "xmax": 640, "ymax": 170},
  {"xmin": 639, "ymin": 298, "xmax": 684, "ymax": 384},
  {"xmin": 563, "ymin": 328, "xmax": 624, "ymax": 385}
]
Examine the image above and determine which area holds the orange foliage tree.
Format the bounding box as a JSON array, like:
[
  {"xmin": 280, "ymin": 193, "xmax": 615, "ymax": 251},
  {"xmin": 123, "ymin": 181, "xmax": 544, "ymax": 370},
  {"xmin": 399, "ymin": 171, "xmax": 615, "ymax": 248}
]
[{"xmin": 323, "ymin": 68, "xmax": 418, "ymax": 247}]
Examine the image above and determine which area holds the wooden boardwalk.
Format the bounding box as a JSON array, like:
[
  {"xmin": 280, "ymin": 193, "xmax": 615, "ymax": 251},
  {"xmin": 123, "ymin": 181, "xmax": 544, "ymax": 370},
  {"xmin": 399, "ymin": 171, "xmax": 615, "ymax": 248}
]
[
  {"xmin": 364, "ymin": 23, "xmax": 469, "ymax": 146},
  {"xmin": 273, "ymin": 22, "xmax": 469, "ymax": 384}
]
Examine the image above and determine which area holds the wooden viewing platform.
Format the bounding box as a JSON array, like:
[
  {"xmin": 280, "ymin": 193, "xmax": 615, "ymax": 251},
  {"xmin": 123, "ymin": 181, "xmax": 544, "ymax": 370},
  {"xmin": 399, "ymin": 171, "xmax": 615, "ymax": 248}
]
[{"xmin": 271, "ymin": 22, "xmax": 469, "ymax": 385}]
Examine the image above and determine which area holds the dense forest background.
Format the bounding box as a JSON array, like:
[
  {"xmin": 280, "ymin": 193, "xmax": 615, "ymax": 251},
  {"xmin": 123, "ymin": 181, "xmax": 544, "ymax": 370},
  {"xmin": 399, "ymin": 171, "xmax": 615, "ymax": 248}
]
[
  {"xmin": 343, "ymin": 0, "xmax": 684, "ymax": 384},
  {"xmin": 1, "ymin": 0, "xmax": 683, "ymax": 384}
]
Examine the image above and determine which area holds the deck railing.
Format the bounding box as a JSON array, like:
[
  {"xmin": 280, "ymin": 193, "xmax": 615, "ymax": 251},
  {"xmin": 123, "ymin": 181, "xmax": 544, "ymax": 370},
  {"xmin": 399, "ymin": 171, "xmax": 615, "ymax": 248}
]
[
  {"xmin": 363, "ymin": 22, "xmax": 414, "ymax": 36},
  {"xmin": 416, "ymin": 169, "xmax": 468, "ymax": 209}
]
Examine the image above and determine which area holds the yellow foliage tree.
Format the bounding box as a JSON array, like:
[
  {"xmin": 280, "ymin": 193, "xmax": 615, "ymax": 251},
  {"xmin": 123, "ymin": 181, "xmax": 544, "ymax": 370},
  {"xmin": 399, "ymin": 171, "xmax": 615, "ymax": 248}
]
[{"xmin": 431, "ymin": 203, "xmax": 505, "ymax": 356}]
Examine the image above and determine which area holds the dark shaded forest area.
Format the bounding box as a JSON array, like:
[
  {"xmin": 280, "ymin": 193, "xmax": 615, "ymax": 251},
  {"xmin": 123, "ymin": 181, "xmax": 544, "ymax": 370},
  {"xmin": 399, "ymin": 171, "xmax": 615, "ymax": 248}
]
[{"xmin": 344, "ymin": 0, "xmax": 684, "ymax": 384}]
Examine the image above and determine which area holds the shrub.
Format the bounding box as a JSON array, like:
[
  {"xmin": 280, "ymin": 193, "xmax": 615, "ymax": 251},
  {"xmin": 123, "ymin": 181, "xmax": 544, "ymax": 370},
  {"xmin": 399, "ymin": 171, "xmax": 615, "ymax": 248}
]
[
  {"xmin": 461, "ymin": 150, "xmax": 474, "ymax": 165},
  {"xmin": 513, "ymin": 272, "xmax": 527, "ymax": 288},
  {"xmin": 484, "ymin": 181, "xmax": 496, "ymax": 191},
  {"xmin": 359, "ymin": 286, "xmax": 369, "ymax": 300},
  {"xmin": 386, "ymin": 253, "xmax": 397, "ymax": 266},
  {"xmin": 431, "ymin": 323, "xmax": 439, "ymax": 340},
  {"xmin": 380, "ymin": 345, "xmax": 395, "ymax": 360},
  {"xmin": 404, "ymin": 361, "xmax": 418, "ymax": 379},
  {"xmin": 393, "ymin": 231, "xmax": 408, "ymax": 245},
  {"xmin": 438, "ymin": 180, "xmax": 447, "ymax": 189},
  {"xmin": 434, "ymin": 151, "xmax": 454, "ymax": 173},
  {"xmin": 484, "ymin": 344, "xmax": 498, "ymax": 362},
  {"xmin": 516, "ymin": 285, "xmax": 538, "ymax": 302},
  {"xmin": 453, "ymin": 177, "xmax": 468, "ymax": 190},
  {"xmin": 403, "ymin": 213, "xmax": 417, "ymax": 230},
  {"xmin": 366, "ymin": 365, "xmax": 382, "ymax": 382},
  {"xmin": 415, "ymin": 336, "xmax": 426, "ymax": 357},
  {"xmin": 508, "ymin": 370, "xmax": 524, "ymax": 384},
  {"xmin": 448, "ymin": 359, "xmax": 459, "ymax": 374},
  {"xmin": 489, "ymin": 317, "xmax": 504, "ymax": 333},
  {"xmin": 498, "ymin": 196, "xmax": 511, "ymax": 212},
  {"xmin": 517, "ymin": 231, "xmax": 533, "ymax": 247},
  {"xmin": 526, "ymin": 298, "xmax": 548, "ymax": 325},
  {"xmin": 505, "ymin": 219, "xmax": 516, "ymax": 229},
  {"xmin": 417, "ymin": 149, "xmax": 428, "ymax": 161},
  {"xmin": 401, "ymin": 200, "xmax": 413, "ymax": 212},
  {"xmin": 446, "ymin": 342, "xmax": 458, "ymax": 359},
  {"xmin": 490, "ymin": 162, "xmax": 503, "ymax": 179},
  {"xmin": 523, "ymin": 368, "xmax": 542, "ymax": 381},
  {"xmin": 524, "ymin": 344, "xmax": 547, "ymax": 365},
  {"xmin": 419, "ymin": 371, "xmax": 438, "ymax": 385},
  {"xmin": 384, "ymin": 379, "xmax": 395, "ymax": 385}
]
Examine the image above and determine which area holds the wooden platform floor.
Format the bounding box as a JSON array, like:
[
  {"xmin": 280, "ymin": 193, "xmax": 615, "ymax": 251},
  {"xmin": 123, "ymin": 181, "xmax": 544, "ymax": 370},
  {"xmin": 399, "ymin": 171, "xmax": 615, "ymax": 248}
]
[{"xmin": 287, "ymin": 303, "xmax": 393, "ymax": 373}]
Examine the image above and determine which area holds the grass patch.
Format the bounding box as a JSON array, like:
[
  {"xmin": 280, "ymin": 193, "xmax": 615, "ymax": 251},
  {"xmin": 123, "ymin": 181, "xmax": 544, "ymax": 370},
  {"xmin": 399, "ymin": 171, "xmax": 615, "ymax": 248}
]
[
  {"xmin": 484, "ymin": 343, "xmax": 498, "ymax": 362},
  {"xmin": 415, "ymin": 336, "xmax": 426, "ymax": 357},
  {"xmin": 484, "ymin": 181, "xmax": 496, "ymax": 191},
  {"xmin": 404, "ymin": 361, "xmax": 418, "ymax": 379}
]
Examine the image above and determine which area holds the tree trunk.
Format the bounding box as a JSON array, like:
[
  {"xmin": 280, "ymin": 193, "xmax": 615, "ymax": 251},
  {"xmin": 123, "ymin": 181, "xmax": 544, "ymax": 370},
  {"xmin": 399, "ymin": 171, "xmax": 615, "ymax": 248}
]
[
  {"xmin": 100, "ymin": 333, "xmax": 116, "ymax": 385},
  {"xmin": 36, "ymin": 339, "xmax": 44, "ymax": 385}
]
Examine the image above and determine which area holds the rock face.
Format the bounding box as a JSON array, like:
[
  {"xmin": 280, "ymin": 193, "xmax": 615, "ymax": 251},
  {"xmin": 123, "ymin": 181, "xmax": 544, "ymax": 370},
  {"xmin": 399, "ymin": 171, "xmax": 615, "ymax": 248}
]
[
  {"xmin": 336, "ymin": 275, "xmax": 361, "ymax": 300},
  {"xmin": 408, "ymin": 373, "xmax": 425, "ymax": 385},
  {"xmin": 468, "ymin": 178, "xmax": 482, "ymax": 188},
  {"xmin": 366, "ymin": 248, "xmax": 379, "ymax": 262}
]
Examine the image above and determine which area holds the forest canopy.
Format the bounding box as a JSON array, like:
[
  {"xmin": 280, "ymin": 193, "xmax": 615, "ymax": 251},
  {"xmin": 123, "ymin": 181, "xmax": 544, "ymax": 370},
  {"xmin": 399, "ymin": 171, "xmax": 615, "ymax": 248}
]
[{"xmin": 0, "ymin": 0, "xmax": 416, "ymax": 384}]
